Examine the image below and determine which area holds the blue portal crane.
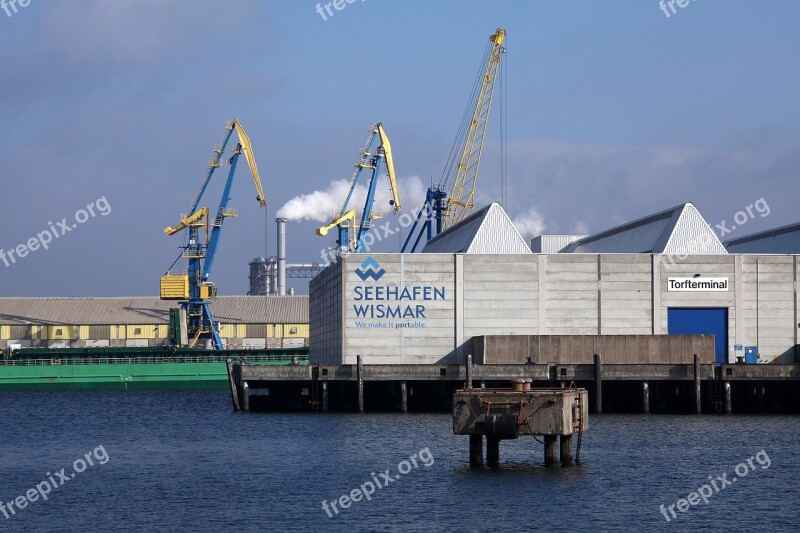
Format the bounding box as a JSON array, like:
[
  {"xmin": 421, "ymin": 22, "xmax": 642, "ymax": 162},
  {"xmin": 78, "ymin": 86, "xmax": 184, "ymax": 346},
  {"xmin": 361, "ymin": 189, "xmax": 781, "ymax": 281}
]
[
  {"xmin": 160, "ymin": 120, "xmax": 266, "ymax": 349},
  {"xmin": 317, "ymin": 123, "xmax": 401, "ymax": 253}
]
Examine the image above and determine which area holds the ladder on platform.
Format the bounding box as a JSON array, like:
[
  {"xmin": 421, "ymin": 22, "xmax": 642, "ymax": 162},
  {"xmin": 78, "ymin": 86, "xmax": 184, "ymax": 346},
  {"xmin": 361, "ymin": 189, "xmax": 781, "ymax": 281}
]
[
  {"xmin": 713, "ymin": 379, "xmax": 723, "ymax": 413},
  {"xmin": 572, "ymin": 385, "xmax": 584, "ymax": 463},
  {"xmin": 310, "ymin": 366, "xmax": 320, "ymax": 412}
]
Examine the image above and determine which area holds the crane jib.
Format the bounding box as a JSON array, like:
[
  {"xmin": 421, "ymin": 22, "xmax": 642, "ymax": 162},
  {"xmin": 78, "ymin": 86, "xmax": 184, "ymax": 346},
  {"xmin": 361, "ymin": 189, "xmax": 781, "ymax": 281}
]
[{"xmin": 160, "ymin": 120, "xmax": 267, "ymax": 350}]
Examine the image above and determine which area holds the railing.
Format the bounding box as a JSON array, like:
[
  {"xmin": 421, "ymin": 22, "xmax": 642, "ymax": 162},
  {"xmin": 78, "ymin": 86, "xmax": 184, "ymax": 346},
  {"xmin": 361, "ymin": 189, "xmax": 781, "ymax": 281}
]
[
  {"xmin": 0, "ymin": 355, "xmax": 309, "ymax": 367},
  {"xmin": 182, "ymin": 248, "xmax": 206, "ymax": 259}
]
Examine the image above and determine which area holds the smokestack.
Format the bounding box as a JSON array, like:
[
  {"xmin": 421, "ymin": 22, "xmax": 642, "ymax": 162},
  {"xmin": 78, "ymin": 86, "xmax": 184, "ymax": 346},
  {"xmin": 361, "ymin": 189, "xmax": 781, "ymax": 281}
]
[{"xmin": 276, "ymin": 218, "xmax": 286, "ymax": 296}]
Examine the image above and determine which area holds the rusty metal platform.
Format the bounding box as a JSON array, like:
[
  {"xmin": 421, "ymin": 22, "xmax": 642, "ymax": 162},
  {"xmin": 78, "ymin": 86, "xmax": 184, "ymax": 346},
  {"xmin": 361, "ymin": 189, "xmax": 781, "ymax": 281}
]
[
  {"xmin": 453, "ymin": 387, "xmax": 588, "ymax": 437},
  {"xmin": 453, "ymin": 380, "xmax": 588, "ymax": 465}
]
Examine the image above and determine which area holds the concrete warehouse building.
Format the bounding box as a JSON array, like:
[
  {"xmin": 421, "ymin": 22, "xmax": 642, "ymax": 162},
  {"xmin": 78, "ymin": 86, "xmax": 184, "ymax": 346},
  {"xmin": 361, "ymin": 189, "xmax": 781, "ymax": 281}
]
[
  {"xmin": 309, "ymin": 202, "xmax": 800, "ymax": 366},
  {"xmin": 0, "ymin": 296, "xmax": 309, "ymax": 350}
]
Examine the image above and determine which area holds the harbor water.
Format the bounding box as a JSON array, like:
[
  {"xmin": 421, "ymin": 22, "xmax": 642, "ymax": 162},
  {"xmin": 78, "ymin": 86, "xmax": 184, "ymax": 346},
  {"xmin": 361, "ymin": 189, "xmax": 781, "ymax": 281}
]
[{"xmin": 0, "ymin": 392, "xmax": 797, "ymax": 531}]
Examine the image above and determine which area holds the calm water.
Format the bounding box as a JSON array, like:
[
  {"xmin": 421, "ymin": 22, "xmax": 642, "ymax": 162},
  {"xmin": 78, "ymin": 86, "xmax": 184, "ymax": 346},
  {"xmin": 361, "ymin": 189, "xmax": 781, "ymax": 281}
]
[{"xmin": 0, "ymin": 392, "xmax": 797, "ymax": 532}]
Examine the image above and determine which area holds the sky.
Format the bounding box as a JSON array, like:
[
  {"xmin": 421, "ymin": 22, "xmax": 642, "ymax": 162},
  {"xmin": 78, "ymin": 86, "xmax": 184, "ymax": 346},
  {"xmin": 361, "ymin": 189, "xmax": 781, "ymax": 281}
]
[{"xmin": 0, "ymin": 0, "xmax": 798, "ymax": 297}]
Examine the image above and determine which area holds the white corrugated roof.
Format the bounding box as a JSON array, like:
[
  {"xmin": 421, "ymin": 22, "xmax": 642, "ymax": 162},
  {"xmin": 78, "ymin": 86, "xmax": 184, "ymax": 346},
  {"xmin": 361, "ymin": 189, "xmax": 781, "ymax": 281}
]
[
  {"xmin": 531, "ymin": 235, "xmax": 588, "ymax": 253},
  {"xmin": 563, "ymin": 203, "xmax": 727, "ymax": 255},
  {"xmin": 0, "ymin": 296, "xmax": 308, "ymax": 325},
  {"xmin": 421, "ymin": 202, "xmax": 532, "ymax": 254},
  {"xmin": 724, "ymin": 221, "xmax": 800, "ymax": 254}
]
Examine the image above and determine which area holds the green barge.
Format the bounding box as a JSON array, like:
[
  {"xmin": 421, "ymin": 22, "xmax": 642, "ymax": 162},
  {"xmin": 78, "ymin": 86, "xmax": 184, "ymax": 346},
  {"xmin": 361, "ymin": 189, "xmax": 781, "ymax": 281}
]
[{"xmin": 0, "ymin": 346, "xmax": 308, "ymax": 391}]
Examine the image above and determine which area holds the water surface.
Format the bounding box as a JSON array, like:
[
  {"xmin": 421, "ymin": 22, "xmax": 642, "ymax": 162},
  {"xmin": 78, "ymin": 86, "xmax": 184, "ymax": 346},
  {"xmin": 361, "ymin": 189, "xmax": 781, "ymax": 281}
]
[{"xmin": 0, "ymin": 392, "xmax": 796, "ymax": 531}]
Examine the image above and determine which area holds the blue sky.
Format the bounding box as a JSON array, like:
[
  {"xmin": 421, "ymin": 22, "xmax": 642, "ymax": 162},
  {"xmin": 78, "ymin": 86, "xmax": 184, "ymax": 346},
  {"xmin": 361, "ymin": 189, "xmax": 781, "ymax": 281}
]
[{"xmin": 1, "ymin": 0, "xmax": 798, "ymax": 296}]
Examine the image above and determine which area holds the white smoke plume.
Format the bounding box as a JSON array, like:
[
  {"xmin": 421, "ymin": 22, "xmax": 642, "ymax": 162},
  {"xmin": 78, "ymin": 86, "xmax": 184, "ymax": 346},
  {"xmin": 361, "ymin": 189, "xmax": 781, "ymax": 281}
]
[
  {"xmin": 512, "ymin": 208, "xmax": 547, "ymax": 238},
  {"xmin": 277, "ymin": 176, "xmax": 427, "ymax": 223}
]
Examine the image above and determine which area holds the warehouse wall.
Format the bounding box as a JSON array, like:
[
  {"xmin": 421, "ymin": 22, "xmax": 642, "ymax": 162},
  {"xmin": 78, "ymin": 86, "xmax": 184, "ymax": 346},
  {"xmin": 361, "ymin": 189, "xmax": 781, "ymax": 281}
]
[
  {"xmin": 545, "ymin": 254, "xmax": 600, "ymax": 335},
  {"xmin": 739, "ymin": 256, "xmax": 797, "ymax": 362},
  {"xmin": 342, "ymin": 254, "xmax": 454, "ymax": 365},
  {"xmin": 600, "ymin": 255, "xmax": 653, "ymax": 335},
  {"xmin": 310, "ymin": 253, "xmax": 800, "ymax": 364},
  {"xmin": 309, "ymin": 259, "xmax": 343, "ymax": 364},
  {"xmin": 658, "ymin": 255, "xmax": 736, "ymax": 359},
  {"xmin": 1, "ymin": 322, "xmax": 309, "ymax": 350},
  {"xmin": 474, "ymin": 334, "xmax": 715, "ymax": 364},
  {"xmin": 375, "ymin": 254, "xmax": 454, "ymax": 364},
  {"xmin": 460, "ymin": 255, "xmax": 538, "ymax": 360}
]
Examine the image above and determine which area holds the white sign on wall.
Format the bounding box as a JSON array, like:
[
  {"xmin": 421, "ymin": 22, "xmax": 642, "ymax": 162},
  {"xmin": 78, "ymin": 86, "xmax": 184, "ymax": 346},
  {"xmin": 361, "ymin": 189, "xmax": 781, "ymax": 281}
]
[{"xmin": 668, "ymin": 277, "xmax": 729, "ymax": 292}]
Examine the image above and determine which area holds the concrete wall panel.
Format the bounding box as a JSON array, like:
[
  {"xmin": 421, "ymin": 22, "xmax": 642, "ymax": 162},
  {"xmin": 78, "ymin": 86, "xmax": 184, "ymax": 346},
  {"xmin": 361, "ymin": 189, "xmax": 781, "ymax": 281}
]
[{"xmin": 311, "ymin": 253, "xmax": 799, "ymax": 365}]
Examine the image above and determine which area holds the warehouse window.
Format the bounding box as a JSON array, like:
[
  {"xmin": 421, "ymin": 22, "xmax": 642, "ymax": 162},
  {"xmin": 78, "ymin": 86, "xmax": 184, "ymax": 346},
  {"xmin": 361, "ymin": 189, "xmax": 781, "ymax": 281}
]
[
  {"xmin": 55, "ymin": 328, "xmax": 63, "ymax": 336},
  {"xmin": 290, "ymin": 327, "xmax": 298, "ymax": 334},
  {"xmin": 134, "ymin": 328, "xmax": 142, "ymax": 335}
]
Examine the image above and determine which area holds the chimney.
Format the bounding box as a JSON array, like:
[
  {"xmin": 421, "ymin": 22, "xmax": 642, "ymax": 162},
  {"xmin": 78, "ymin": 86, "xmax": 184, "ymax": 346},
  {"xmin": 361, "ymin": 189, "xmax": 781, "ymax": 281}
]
[{"xmin": 276, "ymin": 218, "xmax": 286, "ymax": 296}]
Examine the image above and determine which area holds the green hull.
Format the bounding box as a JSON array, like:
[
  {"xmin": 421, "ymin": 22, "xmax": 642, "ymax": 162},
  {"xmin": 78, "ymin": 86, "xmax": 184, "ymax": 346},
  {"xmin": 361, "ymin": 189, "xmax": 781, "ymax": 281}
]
[
  {"xmin": 0, "ymin": 348, "xmax": 309, "ymax": 391},
  {"xmin": 0, "ymin": 362, "xmax": 233, "ymax": 391}
]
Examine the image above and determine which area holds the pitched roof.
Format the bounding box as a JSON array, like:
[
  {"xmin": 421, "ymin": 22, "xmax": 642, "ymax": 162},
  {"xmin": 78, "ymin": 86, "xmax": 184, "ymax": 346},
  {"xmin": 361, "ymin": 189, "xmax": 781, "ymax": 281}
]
[
  {"xmin": 421, "ymin": 202, "xmax": 532, "ymax": 254},
  {"xmin": 563, "ymin": 203, "xmax": 727, "ymax": 255},
  {"xmin": 0, "ymin": 296, "xmax": 308, "ymax": 325},
  {"xmin": 724, "ymin": 221, "xmax": 800, "ymax": 254},
  {"xmin": 531, "ymin": 235, "xmax": 588, "ymax": 253}
]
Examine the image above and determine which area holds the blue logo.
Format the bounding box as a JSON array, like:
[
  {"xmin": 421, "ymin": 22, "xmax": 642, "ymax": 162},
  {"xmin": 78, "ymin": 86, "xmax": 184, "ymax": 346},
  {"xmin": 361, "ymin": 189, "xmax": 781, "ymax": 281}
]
[{"xmin": 355, "ymin": 256, "xmax": 385, "ymax": 281}]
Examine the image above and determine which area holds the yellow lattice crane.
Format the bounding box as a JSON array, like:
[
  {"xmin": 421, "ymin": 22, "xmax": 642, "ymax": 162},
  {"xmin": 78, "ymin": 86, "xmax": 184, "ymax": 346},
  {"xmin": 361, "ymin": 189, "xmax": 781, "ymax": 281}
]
[
  {"xmin": 402, "ymin": 28, "xmax": 506, "ymax": 252},
  {"xmin": 444, "ymin": 28, "xmax": 506, "ymax": 229}
]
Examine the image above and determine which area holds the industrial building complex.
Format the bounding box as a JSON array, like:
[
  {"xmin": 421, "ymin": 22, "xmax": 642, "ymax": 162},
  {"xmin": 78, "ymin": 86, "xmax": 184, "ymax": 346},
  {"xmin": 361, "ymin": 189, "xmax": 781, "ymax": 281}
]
[
  {"xmin": 0, "ymin": 296, "xmax": 309, "ymax": 350},
  {"xmin": 4, "ymin": 200, "xmax": 799, "ymax": 371},
  {"xmin": 310, "ymin": 202, "xmax": 800, "ymax": 367}
]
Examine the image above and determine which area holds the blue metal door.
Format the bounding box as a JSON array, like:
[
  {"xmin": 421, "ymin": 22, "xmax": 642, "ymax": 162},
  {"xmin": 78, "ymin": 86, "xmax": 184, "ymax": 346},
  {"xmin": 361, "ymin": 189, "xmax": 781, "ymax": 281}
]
[{"xmin": 667, "ymin": 308, "xmax": 729, "ymax": 364}]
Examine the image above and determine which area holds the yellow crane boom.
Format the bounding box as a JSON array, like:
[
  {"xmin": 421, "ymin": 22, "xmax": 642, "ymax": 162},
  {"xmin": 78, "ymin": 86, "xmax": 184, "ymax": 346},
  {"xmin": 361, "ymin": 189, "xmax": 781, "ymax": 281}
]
[
  {"xmin": 163, "ymin": 207, "xmax": 209, "ymax": 236},
  {"xmin": 443, "ymin": 28, "xmax": 506, "ymax": 230},
  {"xmin": 377, "ymin": 123, "xmax": 401, "ymax": 212},
  {"xmin": 231, "ymin": 119, "xmax": 267, "ymax": 207},
  {"xmin": 317, "ymin": 208, "xmax": 357, "ymax": 237}
]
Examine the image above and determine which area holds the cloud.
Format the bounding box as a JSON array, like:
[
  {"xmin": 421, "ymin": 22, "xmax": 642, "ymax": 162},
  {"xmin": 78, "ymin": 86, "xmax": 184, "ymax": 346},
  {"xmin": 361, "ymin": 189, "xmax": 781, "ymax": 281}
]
[
  {"xmin": 512, "ymin": 208, "xmax": 547, "ymax": 238},
  {"xmin": 497, "ymin": 138, "xmax": 798, "ymax": 238},
  {"xmin": 570, "ymin": 221, "xmax": 590, "ymax": 235},
  {"xmin": 37, "ymin": 1, "xmax": 264, "ymax": 64},
  {"xmin": 277, "ymin": 176, "xmax": 427, "ymax": 223}
]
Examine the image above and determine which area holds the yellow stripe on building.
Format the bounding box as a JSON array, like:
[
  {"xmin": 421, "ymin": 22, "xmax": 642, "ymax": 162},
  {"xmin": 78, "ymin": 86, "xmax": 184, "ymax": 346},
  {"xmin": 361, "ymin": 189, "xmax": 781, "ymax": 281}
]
[
  {"xmin": 219, "ymin": 324, "xmax": 236, "ymax": 338},
  {"xmin": 126, "ymin": 325, "xmax": 160, "ymax": 339},
  {"xmin": 284, "ymin": 324, "xmax": 309, "ymax": 338},
  {"xmin": 46, "ymin": 325, "xmax": 79, "ymax": 340}
]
